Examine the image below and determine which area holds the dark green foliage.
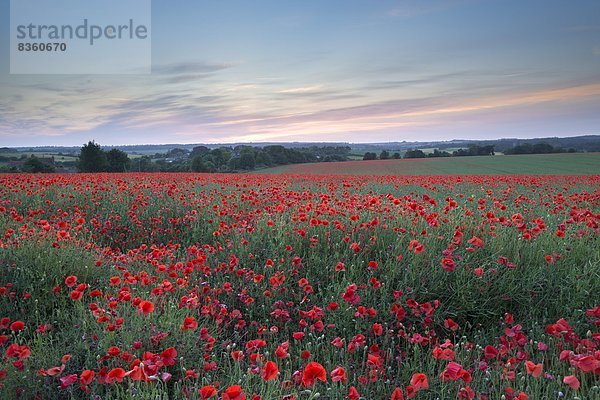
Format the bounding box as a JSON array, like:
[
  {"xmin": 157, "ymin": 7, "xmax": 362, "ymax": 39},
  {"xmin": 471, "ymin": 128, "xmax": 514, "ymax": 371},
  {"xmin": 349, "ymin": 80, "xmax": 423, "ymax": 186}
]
[
  {"xmin": 363, "ymin": 152, "xmax": 377, "ymax": 160},
  {"xmin": 106, "ymin": 149, "xmax": 131, "ymax": 172},
  {"xmin": 22, "ymin": 156, "xmax": 56, "ymax": 173},
  {"xmin": 504, "ymin": 142, "xmax": 567, "ymax": 155},
  {"xmin": 192, "ymin": 156, "xmax": 211, "ymax": 172},
  {"xmin": 78, "ymin": 141, "xmax": 108, "ymax": 172},
  {"xmin": 453, "ymin": 145, "xmax": 495, "ymax": 156},
  {"xmin": 404, "ymin": 149, "xmax": 427, "ymax": 158},
  {"xmin": 239, "ymin": 148, "xmax": 256, "ymax": 170}
]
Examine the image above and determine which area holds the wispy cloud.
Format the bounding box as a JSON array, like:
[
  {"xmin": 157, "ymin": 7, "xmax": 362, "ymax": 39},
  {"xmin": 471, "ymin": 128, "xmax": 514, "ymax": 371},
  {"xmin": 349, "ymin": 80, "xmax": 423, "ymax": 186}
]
[
  {"xmin": 200, "ymin": 82, "xmax": 600, "ymax": 142},
  {"xmin": 152, "ymin": 61, "xmax": 235, "ymax": 75}
]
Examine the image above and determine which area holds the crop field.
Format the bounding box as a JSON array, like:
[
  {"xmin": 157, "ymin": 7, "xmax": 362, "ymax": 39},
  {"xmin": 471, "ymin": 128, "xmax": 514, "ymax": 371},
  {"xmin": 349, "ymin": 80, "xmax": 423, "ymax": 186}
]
[
  {"xmin": 0, "ymin": 173, "xmax": 598, "ymax": 399},
  {"xmin": 259, "ymin": 153, "xmax": 600, "ymax": 175}
]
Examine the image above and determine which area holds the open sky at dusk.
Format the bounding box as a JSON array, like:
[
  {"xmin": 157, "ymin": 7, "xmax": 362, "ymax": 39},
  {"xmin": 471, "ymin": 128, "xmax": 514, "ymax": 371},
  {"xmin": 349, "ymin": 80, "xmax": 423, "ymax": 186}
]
[{"xmin": 1, "ymin": 0, "xmax": 599, "ymax": 146}]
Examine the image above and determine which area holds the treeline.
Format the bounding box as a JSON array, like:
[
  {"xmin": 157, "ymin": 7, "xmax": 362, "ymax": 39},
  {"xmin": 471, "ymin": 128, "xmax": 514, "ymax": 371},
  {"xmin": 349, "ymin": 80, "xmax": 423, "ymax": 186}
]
[
  {"xmin": 504, "ymin": 142, "xmax": 577, "ymax": 155},
  {"xmin": 362, "ymin": 150, "xmax": 401, "ymax": 160},
  {"xmin": 0, "ymin": 155, "xmax": 58, "ymax": 173},
  {"xmin": 78, "ymin": 141, "xmax": 132, "ymax": 172},
  {"xmin": 190, "ymin": 145, "xmax": 351, "ymax": 172},
  {"xmin": 77, "ymin": 141, "xmax": 351, "ymax": 173},
  {"xmin": 403, "ymin": 145, "xmax": 495, "ymax": 159}
]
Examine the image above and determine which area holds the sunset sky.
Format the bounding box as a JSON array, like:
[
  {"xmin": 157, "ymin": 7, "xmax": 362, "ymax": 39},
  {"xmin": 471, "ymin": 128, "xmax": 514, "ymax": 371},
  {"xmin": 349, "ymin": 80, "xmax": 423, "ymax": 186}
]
[{"xmin": 1, "ymin": 0, "xmax": 599, "ymax": 146}]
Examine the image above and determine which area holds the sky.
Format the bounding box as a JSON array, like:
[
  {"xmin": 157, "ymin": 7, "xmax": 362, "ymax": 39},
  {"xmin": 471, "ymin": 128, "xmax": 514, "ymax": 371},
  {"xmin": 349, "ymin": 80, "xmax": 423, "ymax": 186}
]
[{"xmin": 1, "ymin": 0, "xmax": 599, "ymax": 147}]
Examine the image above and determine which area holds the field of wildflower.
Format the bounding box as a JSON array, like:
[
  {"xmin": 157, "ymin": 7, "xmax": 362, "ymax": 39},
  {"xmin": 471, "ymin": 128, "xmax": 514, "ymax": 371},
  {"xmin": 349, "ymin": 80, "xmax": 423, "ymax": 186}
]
[{"xmin": 0, "ymin": 173, "xmax": 598, "ymax": 399}]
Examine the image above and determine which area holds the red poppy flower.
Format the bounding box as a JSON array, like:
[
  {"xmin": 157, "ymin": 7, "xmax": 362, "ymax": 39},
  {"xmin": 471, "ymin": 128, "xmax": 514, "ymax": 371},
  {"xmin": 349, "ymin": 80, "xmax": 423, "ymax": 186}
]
[
  {"xmin": 367, "ymin": 260, "xmax": 379, "ymax": 270},
  {"xmin": 563, "ymin": 375, "xmax": 580, "ymax": 391},
  {"xmin": 222, "ymin": 385, "xmax": 246, "ymax": 400},
  {"xmin": 275, "ymin": 344, "xmax": 288, "ymax": 359},
  {"xmin": 302, "ymin": 362, "xmax": 327, "ymax": 387},
  {"xmin": 348, "ymin": 386, "xmax": 360, "ymax": 400},
  {"xmin": 64, "ymin": 275, "xmax": 77, "ymax": 288},
  {"xmin": 232, "ymin": 350, "xmax": 244, "ymax": 361},
  {"xmin": 525, "ymin": 361, "xmax": 542, "ymax": 378},
  {"xmin": 106, "ymin": 368, "xmax": 126, "ymax": 383},
  {"xmin": 79, "ymin": 369, "xmax": 94, "ymax": 389},
  {"xmin": 330, "ymin": 366, "xmax": 347, "ymax": 383},
  {"xmin": 181, "ymin": 316, "xmax": 198, "ymax": 331},
  {"xmin": 261, "ymin": 361, "xmax": 278, "ymax": 381},
  {"xmin": 391, "ymin": 387, "xmax": 404, "ymax": 400},
  {"xmin": 60, "ymin": 374, "xmax": 78, "ymax": 390},
  {"xmin": 69, "ymin": 290, "xmax": 83, "ymax": 301},
  {"xmin": 410, "ymin": 372, "xmax": 428, "ymax": 391},
  {"xmin": 373, "ymin": 323, "xmax": 383, "ymax": 336},
  {"xmin": 199, "ymin": 385, "xmax": 218, "ymax": 399},
  {"xmin": 10, "ymin": 321, "xmax": 25, "ymax": 331},
  {"xmin": 444, "ymin": 318, "xmax": 459, "ymax": 332},
  {"xmin": 441, "ymin": 257, "xmax": 456, "ymax": 272},
  {"xmin": 138, "ymin": 300, "xmax": 154, "ymax": 315},
  {"xmin": 160, "ymin": 347, "xmax": 177, "ymax": 366}
]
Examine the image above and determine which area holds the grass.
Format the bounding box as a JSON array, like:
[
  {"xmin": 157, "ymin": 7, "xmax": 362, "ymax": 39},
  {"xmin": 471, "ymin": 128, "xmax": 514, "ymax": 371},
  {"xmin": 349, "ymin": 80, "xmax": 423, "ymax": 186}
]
[
  {"xmin": 0, "ymin": 173, "xmax": 598, "ymax": 399},
  {"xmin": 258, "ymin": 152, "xmax": 600, "ymax": 175}
]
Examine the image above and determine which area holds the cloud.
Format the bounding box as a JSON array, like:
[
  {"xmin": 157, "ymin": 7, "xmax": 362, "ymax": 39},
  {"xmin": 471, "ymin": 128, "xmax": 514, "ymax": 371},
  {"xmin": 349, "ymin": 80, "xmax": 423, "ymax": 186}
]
[
  {"xmin": 152, "ymin": 61, "xmax": 235, "ymax": 75},
  {"xmin": 273, "ymin": 85, "xmax": 365, "ymax": 102},
  {"xmin": 200, "ymin": 82, "xmax": 600, "ymax": 141},
  {"xmin": 150, "ymin": 61, "xmax": 237, "ymax": 84}
]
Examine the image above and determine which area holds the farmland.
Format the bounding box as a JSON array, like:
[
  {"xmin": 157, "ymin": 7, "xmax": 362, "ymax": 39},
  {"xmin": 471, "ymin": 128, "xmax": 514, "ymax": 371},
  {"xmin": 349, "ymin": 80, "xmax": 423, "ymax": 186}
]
[
  {"xmin": 0, "ymin": 173, "xmax": 598, "ymax": 399},
  {"xmin": 259, "ymin": 153, "xmax": 600, "ymax": 175}
]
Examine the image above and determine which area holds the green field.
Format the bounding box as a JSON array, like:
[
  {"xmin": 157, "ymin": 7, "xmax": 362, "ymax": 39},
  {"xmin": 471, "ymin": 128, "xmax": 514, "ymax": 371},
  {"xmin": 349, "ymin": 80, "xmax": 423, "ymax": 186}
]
[
  {"xmin": 258, "ymin": 152, "xmax": 600, "ymax": 175},
  {"xmin": 0, "ymin": 151, "xmax": 79, "ymax": 162}
]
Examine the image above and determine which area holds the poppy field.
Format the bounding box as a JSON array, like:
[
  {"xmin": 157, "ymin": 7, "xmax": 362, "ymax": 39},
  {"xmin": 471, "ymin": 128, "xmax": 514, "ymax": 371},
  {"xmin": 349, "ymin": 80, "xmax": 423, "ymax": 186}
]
[{"xmin": 0, "ymin": 173, "xmax": 598, "ymax": 399}]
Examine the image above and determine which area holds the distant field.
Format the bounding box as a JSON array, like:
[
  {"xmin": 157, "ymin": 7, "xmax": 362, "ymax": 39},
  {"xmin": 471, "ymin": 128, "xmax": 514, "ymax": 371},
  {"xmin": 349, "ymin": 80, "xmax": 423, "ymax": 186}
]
[
  {"xmin": 258, "ymin": 152, "xmax": 600, "ymax": 175},
  {"xmin": 0, "ymin": 151, "xmax": 79, "ymax": 162}
]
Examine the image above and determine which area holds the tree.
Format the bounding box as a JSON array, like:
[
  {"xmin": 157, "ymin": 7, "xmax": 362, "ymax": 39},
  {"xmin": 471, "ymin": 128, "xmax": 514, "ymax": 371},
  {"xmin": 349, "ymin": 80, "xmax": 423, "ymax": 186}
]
[
  {"xmin": 255, "ymin": 150, "xmax": 273, "ymax": 166},
  {"xmin": 404, "ymin": 149, "xmax": 426, "ymax": 158},
  {"xmin": 264, "ymin": 145, "xmax": 289, "ymax": 164},
  {"xmin": 363, "ymin": 152, "xmax": 377, "ymax": 160},
  {"xmin": 190, "ymin": 146, "xmax": 210, "ymax": 158},
  {"xmin": 166, "ymin": 148, "xmax": 189, "ymax": 158},
  {"xmin": 379, "ymin": 150, "xmax": 390, "ymax": 160},
  {"xmin": 191, "ymin": 156, "xmax": 210, "ymax": 172},
  {"xmin": 106, "ymin": 149, "xmax": 131, "ymax": 172},
  {"xmin": 79, "ymin": 141, "xmax": 107, "ymax": 172},
  {"xmin": 210, "ymin": 148, "xmax": 231, "ymax": 170},
  {"xmin": 429, "ymin": 149, "xmax": 451, "ymax": 158},
  {"xmin": 239, "ymin": 148, "xmax": 256, "ymax": 170},
  {"xmin": 134, "ymin": 155, "xmax": 159, "ymax": 172},
  {"xmin": 22, "ymin": 156, "xmax": 55, "ymax": 173},
  {"xmin": 392, "ymin": 153, "xmax": 401, "ymax": 159}
]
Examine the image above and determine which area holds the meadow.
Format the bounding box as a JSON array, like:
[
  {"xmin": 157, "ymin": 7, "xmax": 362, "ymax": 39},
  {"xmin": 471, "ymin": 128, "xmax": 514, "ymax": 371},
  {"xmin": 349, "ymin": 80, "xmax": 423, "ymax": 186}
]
[
  {"xmin": 0, "ymin": 172, "xmax": 598, "ymax": 399},
  {"xmin": 259, "ymin": 153, "xmax": 600, "ymax": 175}
]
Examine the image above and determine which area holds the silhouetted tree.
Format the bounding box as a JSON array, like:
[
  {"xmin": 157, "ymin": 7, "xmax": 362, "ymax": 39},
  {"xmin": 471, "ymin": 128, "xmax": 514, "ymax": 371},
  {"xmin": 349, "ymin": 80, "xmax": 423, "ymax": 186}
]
[
  {"xmin": 22, "ymin": 156, "xmax": 55, "ymax": 173},
  {"xmin": 79, "ymin": 141, "xmax": 107, "ymax": 172},
  {"xmin": 106, "ymin": 149, "xmax": 131, "ymax": 172},
  {"xmin": 363, "ymin": 152, "xmax": 377, "ymax": 160},
  {"xmin": 404, "ymin": 149, "xmax": 426, "ymax": 158},
  {"xmin": 191, "ymin": 156, "xmax": 210, "ymax": 172},
  {"xmin": 239, "ymin": 148, "xmax": 256, "ymax": 170},
  {"xmin": 190, "ymin": 146, "xmax": 210, "ymax": 158}
]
